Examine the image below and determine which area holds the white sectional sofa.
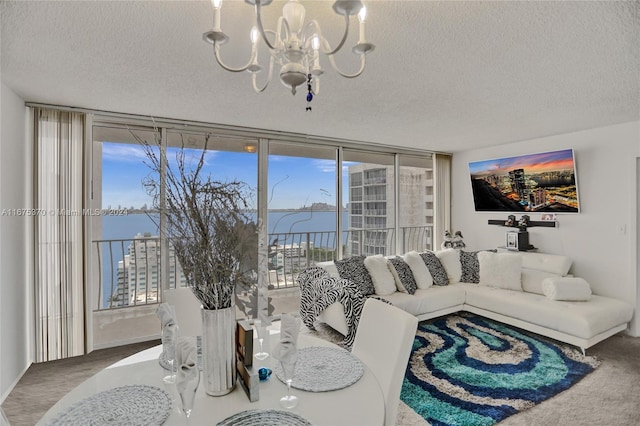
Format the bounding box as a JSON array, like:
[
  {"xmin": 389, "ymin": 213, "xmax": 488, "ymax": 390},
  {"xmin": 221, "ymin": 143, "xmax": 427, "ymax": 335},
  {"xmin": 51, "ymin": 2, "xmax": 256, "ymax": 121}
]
[{"xmin": 311, "ymin": 251, "xmax": 634, "ymax": 354}]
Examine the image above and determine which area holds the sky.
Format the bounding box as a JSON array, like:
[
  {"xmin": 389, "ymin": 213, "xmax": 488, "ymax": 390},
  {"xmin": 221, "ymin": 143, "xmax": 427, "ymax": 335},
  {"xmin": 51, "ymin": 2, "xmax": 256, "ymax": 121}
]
[
  {"xmin": 468, "ymin": 149, "xmax": 576, "ymax": 178},
  {"xmin": 101, "ymin": 142, "xmax": 350, "ymax": 210}
]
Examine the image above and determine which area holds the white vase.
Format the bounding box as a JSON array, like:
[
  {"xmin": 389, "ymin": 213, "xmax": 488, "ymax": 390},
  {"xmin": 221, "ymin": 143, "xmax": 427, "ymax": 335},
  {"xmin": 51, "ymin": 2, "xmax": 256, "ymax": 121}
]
[{"xmin": 201, "ymin": 306, "xmax": 237, "ymax": 396}]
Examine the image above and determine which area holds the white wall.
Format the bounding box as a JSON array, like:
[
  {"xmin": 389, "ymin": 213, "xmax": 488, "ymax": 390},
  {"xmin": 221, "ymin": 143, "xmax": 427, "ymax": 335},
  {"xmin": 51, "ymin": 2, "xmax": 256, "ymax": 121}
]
[
  {"xmin": 452, "ymin": 121, "xmax": 640, "ymax": 336},
  {"xmin": 0, "ymin": 83, "xmax": 31, "ymax": 402}
]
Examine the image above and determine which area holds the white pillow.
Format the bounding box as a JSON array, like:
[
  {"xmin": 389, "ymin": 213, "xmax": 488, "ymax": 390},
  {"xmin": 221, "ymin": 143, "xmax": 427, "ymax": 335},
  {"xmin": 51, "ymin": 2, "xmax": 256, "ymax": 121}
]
[
  {"xmin": 436, "ymin": 248, "xmax": 462, "ymax": 284},
  {"xmin": 478, "ymin": 251, "xmax": 523, "ymax": 291},
  {"xmin": 542, "ymin": 277, "xmax": 592, "ymax": 301},
  {"xmin": 364, "ymin": 255, "xmax": 397, "ymax": 296},
  {"xmin": 521, "ymin": 268, "xmax": 563, "ymax": 295},
  {"xmin": 403, "ymin": 251, "xmax": 433, "ymax": 289}
]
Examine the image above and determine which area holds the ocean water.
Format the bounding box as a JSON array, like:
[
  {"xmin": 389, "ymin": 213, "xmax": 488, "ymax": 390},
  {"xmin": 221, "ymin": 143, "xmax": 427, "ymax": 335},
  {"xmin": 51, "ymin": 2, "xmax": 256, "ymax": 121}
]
[{"xmin": 101, "ymin": 210, "xmax": 347, "ymax": 240}]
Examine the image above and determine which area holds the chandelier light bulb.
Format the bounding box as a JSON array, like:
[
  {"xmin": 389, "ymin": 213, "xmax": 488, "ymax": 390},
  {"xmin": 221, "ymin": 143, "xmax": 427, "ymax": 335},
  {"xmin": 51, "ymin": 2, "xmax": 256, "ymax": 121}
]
[
  {"xmin": 358, "ymin": 5, "xmax": 367, "ymax": 23},
  {"xmin": 211, "ymin": 0, "xmax": 222, "ymax": 10},
  {"xmin": 250, "ymin": 26, "xmax": 259, "ymax": 44},
  {"xmin": 311, "ymin": 36, "xmax": 320, "ymax": 51}
]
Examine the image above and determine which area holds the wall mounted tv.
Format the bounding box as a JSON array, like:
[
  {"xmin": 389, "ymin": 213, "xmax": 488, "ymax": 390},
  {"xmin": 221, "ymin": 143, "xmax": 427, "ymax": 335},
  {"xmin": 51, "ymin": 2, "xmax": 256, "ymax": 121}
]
[{"xmin": 468, "ymin": 148, "xmax": 580, "ymax": 213}]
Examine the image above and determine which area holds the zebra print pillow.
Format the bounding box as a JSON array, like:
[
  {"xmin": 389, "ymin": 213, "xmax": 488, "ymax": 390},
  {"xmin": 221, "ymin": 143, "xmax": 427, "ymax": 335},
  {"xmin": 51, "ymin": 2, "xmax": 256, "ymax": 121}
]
[
  {"xmin": 459, "ymin": 251, "xmax": 481, "ymax": 283},
  {"xmin": 419, "ymin": 251, "xmax": 449, "ymax": 286},
  {"xmin": 460, "ymin": 249, "xmax": 498, "ymax": 284},
  {"xmin": 335, "ymin": 255, "xmax": 375, "ymax": 296},
  {"xmin": 387, "ymin": 257, "xmax": 418, "ymax": 294},
  {"xmin": 298, "ymin": 269, "xmax": 366, "ymax": 347}
]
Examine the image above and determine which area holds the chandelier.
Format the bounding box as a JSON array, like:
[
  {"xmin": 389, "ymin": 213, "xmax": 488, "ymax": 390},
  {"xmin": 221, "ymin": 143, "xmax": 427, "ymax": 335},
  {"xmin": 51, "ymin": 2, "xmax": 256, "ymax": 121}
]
[{"xmin": 203, "ymin": 0, "xmax": 375, "ymax": 110}]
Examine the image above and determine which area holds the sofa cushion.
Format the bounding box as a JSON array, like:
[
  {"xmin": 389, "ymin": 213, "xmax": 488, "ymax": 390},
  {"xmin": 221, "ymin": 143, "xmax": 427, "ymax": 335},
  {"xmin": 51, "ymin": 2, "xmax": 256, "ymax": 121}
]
[
  {"xmin": 436, "ymin": 248, "xmax": 462, "ymax": 284},
  {"xmin": 478, "ymin": 251, "xmax": 523, "ymax": 291},
  {"xmin": 403, "ymin": 251, "xmax": 433, "ymax": 289},
  {"xmin": 521, "ymin": 252, "xmax": 572, "ymax": 276},
  {"xmin": 542, "ymin": 277, "xmax": 592, "ymax": 301},
  {"xmin": 383, "ymin": 285, "xmax": 466, "ymax": 317},
  {"xmin": 463, "ymin": 285, "xmax": 634, "ymax": 339},
  {"xmin": 387, "ymin": 257, "xmax": 418, "ymax": 295},
  {"xmin": 364, "ymin": 254, "xmax": 397, "ymax": 296},
  {"xmin": 420, "ymin": 251, "xmax": 449, "ymax": 286},
  {"xmin": 335, "ymin": 255, "xmax": 375, "ymax": 296},
  {"xmin": 521, "ymin": 267, "xmax": 562, "ymax": 295}
]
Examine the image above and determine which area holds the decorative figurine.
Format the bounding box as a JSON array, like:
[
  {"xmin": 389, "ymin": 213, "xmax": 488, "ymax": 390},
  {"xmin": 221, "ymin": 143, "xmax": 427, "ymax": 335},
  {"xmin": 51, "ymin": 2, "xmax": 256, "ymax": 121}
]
[
  {"xmin": 518, "ymin": 215, "xmax": 530, "ymax": 231},
  {"xmin": 452, "ymin": 231, "xmax": 466, "ymax": 249},
  {"xmin": 441, "ymin": 230, "xmax": 454, "ymax": 249}
]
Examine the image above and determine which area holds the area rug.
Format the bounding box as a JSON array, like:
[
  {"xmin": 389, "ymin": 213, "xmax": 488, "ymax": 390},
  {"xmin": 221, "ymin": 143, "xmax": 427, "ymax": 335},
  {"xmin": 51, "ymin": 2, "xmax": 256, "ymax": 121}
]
[{"xmin": 401, "ymin": 313, "xmax": 600, "ymax": 426}]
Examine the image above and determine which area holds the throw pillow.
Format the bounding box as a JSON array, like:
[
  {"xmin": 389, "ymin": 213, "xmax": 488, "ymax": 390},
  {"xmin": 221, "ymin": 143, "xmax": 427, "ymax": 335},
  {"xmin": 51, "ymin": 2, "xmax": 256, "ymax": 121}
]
[
  {"xmin": 363, "ymin": 254, "xmax": 397, "ymax": 296},
  {"xmin": 477, "ymin": 251, "xmax": 523, "ymax": 291},
  {"xmin": 459, "ymin": 250, "xmax": 480, "ymax": 283},
  {"xmin": 459, "ymin": 250, "xmax": 498, "ymax": 284},
  {"xmin": 419, "ymin": 251, "xmax": 449, "ymax": 286},
  {"xmin": 387, "ymin": 257, "xmax": 418, "ymax": 295},
  {"xmin": 436, "ymin": 248, "xmax": 462, "ymax": 284},
  {"xmin": 542, "ymin": 277, "xmax": 592, "ymax": 301},
  {"xmin": 521, "ymin": 268, "xmax": 563, "ymax": 295},
  {"xmin": 334, "ymin": 255, "xmax": 375, "ymax": 296},
  {"xmin": 403, "ymin": 251, "xmax": 433, "ymax": 289}
]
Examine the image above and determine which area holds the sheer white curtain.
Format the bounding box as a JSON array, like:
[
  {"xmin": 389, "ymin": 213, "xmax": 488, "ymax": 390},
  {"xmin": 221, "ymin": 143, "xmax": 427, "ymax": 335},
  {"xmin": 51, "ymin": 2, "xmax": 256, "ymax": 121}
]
[
  {"xmin": 33, "ymin": 108, "xmax": 86, "ymax": 362},
  {"xmin": 434, "ymin": 154, "xmax": 452, "ymax": 250}
]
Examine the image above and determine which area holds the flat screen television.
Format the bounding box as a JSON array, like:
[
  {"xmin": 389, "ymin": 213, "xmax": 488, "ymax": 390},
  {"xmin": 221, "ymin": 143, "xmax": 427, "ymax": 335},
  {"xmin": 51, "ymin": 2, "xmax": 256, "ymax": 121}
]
[{"xmin": 468, "ymin": 148, "xmax": 580, "ymax": 213}]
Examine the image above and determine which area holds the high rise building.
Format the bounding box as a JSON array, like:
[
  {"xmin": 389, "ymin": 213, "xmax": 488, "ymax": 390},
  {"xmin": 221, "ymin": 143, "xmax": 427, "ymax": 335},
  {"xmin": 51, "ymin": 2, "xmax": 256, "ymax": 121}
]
[
  {"xmin": 347, "ymin": 164, "xmax": 434, "ymax": 256},
  {"xmin": 115, "ymin": 233, "xmax": 186, "ymax": 306},
  {"xmin": 508, "ymin": 168, "xmax": 528, "ymax": 203}
]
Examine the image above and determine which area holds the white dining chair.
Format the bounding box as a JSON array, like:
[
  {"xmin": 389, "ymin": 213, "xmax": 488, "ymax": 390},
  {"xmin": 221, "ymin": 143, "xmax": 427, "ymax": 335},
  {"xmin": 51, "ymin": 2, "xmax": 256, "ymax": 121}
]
[
  {"xmin": 351, "ymin": 298, "xmax": 419, "ymax": 426},
  {"xmin": 163, "ymin": 287, "xmax": 203, "ymax": 337}
]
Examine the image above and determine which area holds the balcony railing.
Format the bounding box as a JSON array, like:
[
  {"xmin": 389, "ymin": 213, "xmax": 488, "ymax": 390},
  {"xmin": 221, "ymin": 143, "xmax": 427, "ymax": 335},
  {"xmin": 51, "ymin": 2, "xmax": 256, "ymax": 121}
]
[{"xmin": 92, "ymin": 225, "xmax": 433, "ymax": 312}]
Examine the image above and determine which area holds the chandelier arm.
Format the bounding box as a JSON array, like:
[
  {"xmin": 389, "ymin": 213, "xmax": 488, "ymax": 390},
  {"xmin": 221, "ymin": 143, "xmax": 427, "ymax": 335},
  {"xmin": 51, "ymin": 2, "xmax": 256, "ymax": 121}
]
[
  {"xmin": 327, "ymin": 53, "xmax": 366, "ymax": 78},
  {"xmin": 251, "ymin": 55, "xmax": 276, "ymax": 93},
  {"xmin": 213, "ymin": 44, "xmax": 253, "ymax": 73},
  {"xmin": 255, "ymin": 1, "xmax": 278, "ymax": 51},
  {"xmin": 305, "ymin": 16, "xmax": 350, "ymax": 56}
]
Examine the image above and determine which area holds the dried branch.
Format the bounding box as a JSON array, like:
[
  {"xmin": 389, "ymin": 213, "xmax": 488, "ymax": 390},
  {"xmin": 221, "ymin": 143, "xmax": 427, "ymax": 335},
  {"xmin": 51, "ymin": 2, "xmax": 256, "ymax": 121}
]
[{"xmin": 137, "ymin": 132, "xmax": 256, "ymax": 310}]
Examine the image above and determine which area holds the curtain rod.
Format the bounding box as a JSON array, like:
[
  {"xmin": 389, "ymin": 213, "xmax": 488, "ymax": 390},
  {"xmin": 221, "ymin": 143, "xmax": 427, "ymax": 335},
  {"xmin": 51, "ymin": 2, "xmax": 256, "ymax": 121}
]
[{"xmin": 25, "ymin": 102, "xmax": 452, "ymax": 157}]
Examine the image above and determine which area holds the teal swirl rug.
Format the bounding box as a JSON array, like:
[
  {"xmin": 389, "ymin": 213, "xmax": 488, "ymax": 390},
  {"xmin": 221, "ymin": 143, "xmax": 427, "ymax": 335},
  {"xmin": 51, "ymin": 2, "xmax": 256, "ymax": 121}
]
[{"xmin": 401, "ymin": 314, "xmax": 600, "ymax": 426}]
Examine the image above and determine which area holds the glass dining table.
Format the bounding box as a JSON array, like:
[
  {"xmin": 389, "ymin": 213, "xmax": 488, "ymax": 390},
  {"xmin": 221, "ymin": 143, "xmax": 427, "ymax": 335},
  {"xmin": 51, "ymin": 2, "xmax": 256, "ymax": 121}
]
[{"xmin": 37, "ymin": 331, "xmax": 385, "ymax": 425}]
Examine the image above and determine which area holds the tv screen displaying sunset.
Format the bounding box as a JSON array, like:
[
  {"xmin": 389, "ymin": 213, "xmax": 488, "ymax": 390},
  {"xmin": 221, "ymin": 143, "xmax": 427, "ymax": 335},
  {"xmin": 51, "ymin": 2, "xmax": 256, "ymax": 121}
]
[{"xmin": 468, "ymin": 149, "xmax": 580, "ymax": 213}]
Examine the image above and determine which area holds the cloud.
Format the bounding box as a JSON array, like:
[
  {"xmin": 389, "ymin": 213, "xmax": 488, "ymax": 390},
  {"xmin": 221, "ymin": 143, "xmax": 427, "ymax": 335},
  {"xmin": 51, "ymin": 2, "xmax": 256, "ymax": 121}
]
[{"xmin": 102, "ymin": 143, "xmax": 149, "ymax": 163}]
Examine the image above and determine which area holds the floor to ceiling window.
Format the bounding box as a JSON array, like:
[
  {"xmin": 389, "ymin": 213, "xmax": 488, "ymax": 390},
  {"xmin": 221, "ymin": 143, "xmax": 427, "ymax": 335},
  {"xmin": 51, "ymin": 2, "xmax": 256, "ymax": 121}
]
[
  {"xmin": 398, "ymin": 154, "xmax": 435, "ymax": 252},
  {"xmin": 343, "ymin": 150, "xmax": 396, "ymax": 256},
  {"xmin": 90, "ymin": 123, "xmax": 258, "ymax": 348},
  {"xmin": 267, "ymin": 142, "xmax": 338, "ymax": 317},
  {"xmin": 85, "ymin": 113, "xmax": 442, "ymax": 349}
]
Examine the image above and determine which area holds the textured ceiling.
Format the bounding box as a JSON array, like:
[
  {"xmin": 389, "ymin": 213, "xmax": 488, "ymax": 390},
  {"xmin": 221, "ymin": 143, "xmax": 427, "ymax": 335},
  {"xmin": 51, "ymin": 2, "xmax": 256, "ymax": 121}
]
[{"xmin": 1, "ymin": 1, "xmax": 639, "ymax": 153}]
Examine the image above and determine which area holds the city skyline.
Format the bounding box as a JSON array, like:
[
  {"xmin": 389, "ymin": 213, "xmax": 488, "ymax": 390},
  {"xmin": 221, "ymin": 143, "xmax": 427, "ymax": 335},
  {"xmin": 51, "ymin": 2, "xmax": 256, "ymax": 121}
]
[{"xmin": 469, "ymin": 148, "xmax": 576, "ymax": 178}]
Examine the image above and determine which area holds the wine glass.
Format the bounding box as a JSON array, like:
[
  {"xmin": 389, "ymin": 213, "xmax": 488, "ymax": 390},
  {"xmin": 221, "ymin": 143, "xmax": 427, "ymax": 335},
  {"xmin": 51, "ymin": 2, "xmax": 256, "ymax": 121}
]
[
  {"xmin": 254, "ymin": 320, "xmax": 269, "ymax": 361},
  {"xmin": 178, "ymin": 367, "xmax": 200, "ymax": 422},
  {"xmin": 162, "ymin": 335, "xmax": 176, "ymax": 384},
  {"xmin": 279, "ymin": 358, "xmax": 298, "ymax": 409}
]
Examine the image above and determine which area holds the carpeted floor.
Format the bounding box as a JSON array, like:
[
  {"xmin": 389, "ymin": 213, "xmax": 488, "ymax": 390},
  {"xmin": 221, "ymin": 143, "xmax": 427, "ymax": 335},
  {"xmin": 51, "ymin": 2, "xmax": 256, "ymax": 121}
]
[
  {"xmin": 402, "ymin": 314, "xmax": 600, "ymax": 425},
  {"xmin": 2, "ymin": 320, "xmax": 639, "ymax": 426},
  {"xmin": 309, "ymin": 319, "xmax": 640, "ymax": 426},
  {"xmin": 1, "ymin": 340, "xmax": 160, "ymax": 426}
]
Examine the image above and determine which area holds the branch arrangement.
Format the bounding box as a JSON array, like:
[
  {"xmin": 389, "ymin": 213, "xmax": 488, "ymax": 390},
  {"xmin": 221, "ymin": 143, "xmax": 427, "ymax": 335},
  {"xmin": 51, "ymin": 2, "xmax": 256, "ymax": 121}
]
[{"xmin": 139, "ymin": 133, "xmax": 255, "ymax": 310}]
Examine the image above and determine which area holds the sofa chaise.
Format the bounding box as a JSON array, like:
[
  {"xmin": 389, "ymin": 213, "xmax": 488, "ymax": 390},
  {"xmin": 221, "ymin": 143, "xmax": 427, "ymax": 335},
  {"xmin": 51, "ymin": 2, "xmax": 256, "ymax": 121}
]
[{"xmin": 299, "ymin": 250, "xmax": 634, "ymax": 355}]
